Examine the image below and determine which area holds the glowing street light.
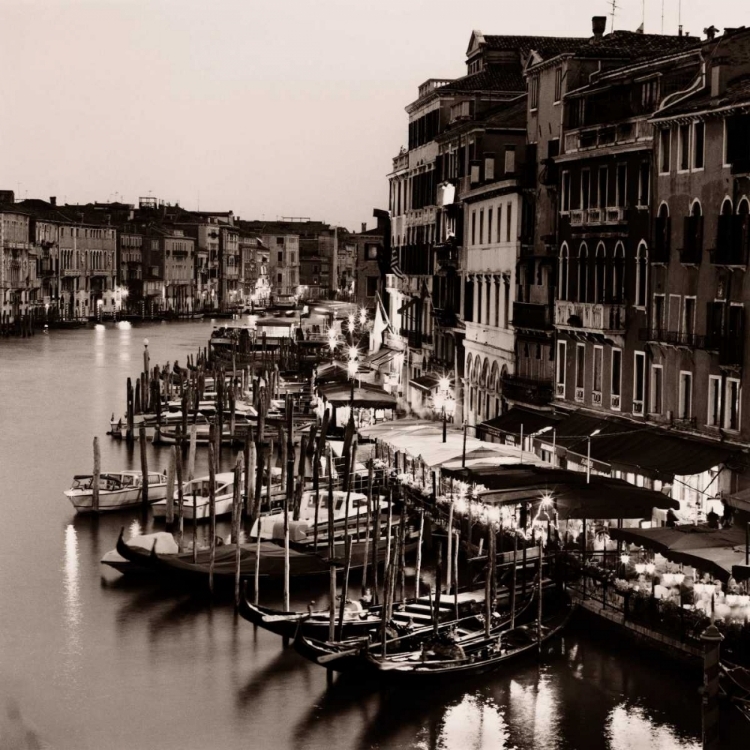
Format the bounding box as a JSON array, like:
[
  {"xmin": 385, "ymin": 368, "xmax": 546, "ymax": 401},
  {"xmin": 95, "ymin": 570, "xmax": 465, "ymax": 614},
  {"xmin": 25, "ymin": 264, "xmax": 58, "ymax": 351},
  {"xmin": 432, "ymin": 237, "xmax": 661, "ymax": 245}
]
[
  {"xmin": 434, "ymin": 376, "xmax": 455, "ymax": 443},
  {"xmin": 359, "ymin": 307, "xmax": 368, "ymax": 326}
]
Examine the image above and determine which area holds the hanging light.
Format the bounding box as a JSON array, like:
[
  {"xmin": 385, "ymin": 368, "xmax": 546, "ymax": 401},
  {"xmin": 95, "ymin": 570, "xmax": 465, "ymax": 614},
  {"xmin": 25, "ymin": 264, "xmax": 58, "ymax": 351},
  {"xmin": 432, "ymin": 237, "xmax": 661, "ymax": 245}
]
[
  {"xmin": 645, "ymin": 562, "xmax": 656, "ymax": 575},
  {"xmin": 620, "ymin": 553, "xmax": 630, "ymax": 565},
  {"xmin": 635, "ymin": 563, "xmax": 646, "ymax": 575}
]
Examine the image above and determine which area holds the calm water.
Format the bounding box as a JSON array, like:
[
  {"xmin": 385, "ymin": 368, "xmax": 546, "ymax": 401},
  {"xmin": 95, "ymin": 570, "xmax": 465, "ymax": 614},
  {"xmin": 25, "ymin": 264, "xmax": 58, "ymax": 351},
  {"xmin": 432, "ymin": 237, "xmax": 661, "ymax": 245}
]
[{"xmin": 0, "ymin": 321, "xmax": 743, "ymax": 749}]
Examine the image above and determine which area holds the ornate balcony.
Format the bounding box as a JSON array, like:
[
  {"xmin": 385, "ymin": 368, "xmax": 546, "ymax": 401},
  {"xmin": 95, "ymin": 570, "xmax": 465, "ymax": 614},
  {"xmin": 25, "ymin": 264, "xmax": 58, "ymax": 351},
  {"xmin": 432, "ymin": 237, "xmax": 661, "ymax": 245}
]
[
  {"xmin": 512, "ymin": 301, "xmax": 552, "ymax": 331},
  {"xmin": 555, "ymin": 300, "xmax": 626, "ymax": 335}
]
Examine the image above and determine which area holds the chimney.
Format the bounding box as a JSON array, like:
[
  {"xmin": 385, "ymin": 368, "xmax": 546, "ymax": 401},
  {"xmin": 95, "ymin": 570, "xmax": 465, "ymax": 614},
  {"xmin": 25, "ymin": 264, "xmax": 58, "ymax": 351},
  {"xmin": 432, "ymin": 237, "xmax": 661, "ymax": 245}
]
[
  {"xmin": 361, "ymin": 223, "xmax": 367, "ymax": 233},
  {"xmin": 49, "ymin": 196, "xmax": 57, "ymax": 207},
  {"xmin": 592, "ymin": 16, "xmax": 606, "ymax": 38}
]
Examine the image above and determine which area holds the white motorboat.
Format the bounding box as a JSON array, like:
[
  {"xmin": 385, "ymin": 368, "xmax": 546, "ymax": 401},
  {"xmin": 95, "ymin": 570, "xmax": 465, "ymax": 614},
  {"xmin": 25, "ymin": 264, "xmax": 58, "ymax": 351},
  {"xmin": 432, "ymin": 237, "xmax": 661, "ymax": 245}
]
[
  {"xmin": 152, "ymin": 471, "xmax": 237, "ymax": 520},
  {"xmin": 249, "ymin": 489, "xmax": 386, "ymax": 541},
  {"xmin": 64, "ymin": 471, "xmax": 168, "ymax": 513}
]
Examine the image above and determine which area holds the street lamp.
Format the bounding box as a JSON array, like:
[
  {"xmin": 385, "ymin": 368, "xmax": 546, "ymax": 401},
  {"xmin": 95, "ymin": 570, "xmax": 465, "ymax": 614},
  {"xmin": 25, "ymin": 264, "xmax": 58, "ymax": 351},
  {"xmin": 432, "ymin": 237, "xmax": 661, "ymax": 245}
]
[
  {"xmin": 359, "ymin": 307, "xmax": 368, "ymax": 327},
  {"xmin": 586, "ymin": 428, "xmax": 601, "ymax": 484},
  {"xmin": 347, "ymin": 346, "xmax": 359, "ymax": 413},
  {"xmin": 434, "ymin": 377, "xmax": 455, "ymax": 443}
]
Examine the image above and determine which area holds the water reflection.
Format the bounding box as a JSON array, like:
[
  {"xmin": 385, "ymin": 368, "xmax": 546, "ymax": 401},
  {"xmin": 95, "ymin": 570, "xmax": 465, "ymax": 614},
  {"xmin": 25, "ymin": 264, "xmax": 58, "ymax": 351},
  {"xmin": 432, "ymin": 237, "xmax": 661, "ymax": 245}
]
[
  {"xmin": 435, "ymin": 694, "xmax": 511, "ymax": 750},
  {"xmin": 508, "ymin": 671, "xmax": 561, "ymax": 749},
  {"xmin": 61, "ymin": 524, "xmax": 82, "ymax": 681},
  {"xmin": 606, "ymin": 704, "xmax": 701, "ymax": 750}
]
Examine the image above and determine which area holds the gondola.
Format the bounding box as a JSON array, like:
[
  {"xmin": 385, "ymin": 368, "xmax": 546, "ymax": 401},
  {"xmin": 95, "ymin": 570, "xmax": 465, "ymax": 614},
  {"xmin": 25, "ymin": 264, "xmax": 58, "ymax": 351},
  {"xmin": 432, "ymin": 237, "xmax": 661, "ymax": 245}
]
[
  {"xmin": 720, "ymin": 660, "xmax": 750, "ymax": 723},
  {"xmin": 293, "ymin": 583, "xmax": 545, "ymax": 675},
  {"xmin": 360, "ymin": 593, "xmax": 573, "ymax": 683}
]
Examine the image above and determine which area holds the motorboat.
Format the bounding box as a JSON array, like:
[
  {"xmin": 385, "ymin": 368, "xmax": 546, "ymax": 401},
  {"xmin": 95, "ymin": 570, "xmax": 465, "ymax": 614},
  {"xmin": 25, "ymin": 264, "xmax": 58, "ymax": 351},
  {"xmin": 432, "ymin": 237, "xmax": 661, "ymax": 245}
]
[
  {"xmin": 152, "ymin": 471, "xmax": 236, "ymax": 520},
  {"xmin": 64, "ymin": 470, "xmax": 168, "ymax": 513},
  {"xmin": 249, "ymin": 489, "xmax": 386, "ymax": 541}
]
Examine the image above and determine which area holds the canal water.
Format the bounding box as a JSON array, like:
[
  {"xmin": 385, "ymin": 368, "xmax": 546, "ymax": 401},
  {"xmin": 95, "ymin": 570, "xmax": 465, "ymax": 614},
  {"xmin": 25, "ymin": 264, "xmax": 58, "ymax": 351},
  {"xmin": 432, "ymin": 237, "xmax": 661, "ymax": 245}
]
[{"xmin": 0, "ymin": 321, "xmax": 744, "ymax": 749}]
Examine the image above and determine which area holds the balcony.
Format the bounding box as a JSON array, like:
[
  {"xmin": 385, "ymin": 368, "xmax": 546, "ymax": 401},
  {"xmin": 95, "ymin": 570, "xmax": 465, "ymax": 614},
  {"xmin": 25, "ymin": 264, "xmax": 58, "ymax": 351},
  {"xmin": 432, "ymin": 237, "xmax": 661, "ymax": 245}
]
[
  {"xmin": 554, "ymin": 300, "xmax": 626, "ymax": 334},
  {"xmin": 639, "ymin": 328, "xmax": 708, "ymax": 348},
  {"xmin": 399, "ymin": 328, "xmax": 427, "ymax": 349},
  {"xmin": 570, "ymin": 210, "xmax": 584, "ymax": 226},
  {"xmin": 435, "ymin": 244, "xmax": 461, "ymax": 271},
  {"xmin": 501, "ymin": 375, "xmax": 554, "ymax": 406},
  {"xmin": 563, "ymin": 117, "xmax": 653, "ymax": 154},
  {"xmin": 512, "ymin": 301, "xmax": 553, "ymax": 331},
  {"xmin": 566, "ymin": 206, "xmax": 626, "ymax": 228}
]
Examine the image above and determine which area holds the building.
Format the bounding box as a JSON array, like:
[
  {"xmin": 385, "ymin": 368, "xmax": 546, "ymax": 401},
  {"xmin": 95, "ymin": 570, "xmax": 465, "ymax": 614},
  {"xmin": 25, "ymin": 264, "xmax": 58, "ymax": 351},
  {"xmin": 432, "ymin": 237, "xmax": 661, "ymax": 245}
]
[
  {"xmin": 352, "ymin": 215, "xmax": 388, "ymax": 310},
  {"xmin": 262, "ymin": 233, "xmax": 300, "ymax": 296},
  {"xmin": 0, "ymin": 207, "xmax": 39, "ymax": 324},
  {"xmin": 239, "ymin": 231, "xmax": 270, "ymax": 306}
]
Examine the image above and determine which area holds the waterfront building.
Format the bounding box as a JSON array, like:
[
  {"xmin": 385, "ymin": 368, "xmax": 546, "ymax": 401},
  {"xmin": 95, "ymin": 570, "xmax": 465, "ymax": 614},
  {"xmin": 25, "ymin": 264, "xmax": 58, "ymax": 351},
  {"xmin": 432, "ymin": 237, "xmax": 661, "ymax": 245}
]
[
  {"xmin": 118, "ymin": 229, "xmax": 144, "ymax": 312},
  {"xmin": 0, "ymin": 207, "xmax": 39, "ymax": 324},
  {"xmin": 239, "ymin": 231, "xmax": 270, "ymax": 306},
  {"xmin": 262, "ymin": 233, "xmax": 300, "ymax": 297},
  {"xmin": 352, "ymin": 215, "xmax": 388, "ymax": 311}
]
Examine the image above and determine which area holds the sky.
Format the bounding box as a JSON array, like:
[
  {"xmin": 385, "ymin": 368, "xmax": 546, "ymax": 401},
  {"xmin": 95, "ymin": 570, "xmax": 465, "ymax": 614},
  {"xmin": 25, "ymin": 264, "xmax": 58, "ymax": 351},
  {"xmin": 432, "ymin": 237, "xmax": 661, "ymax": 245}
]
[{"xmin": 0, "ymin": 0, "xmax": 746, "ymax": 230}]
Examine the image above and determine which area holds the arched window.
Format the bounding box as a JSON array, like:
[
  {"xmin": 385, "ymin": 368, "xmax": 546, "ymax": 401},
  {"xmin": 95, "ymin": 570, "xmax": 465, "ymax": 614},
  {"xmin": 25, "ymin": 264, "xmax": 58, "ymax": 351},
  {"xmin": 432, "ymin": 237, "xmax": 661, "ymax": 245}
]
[
  {"xmin": 489, "ymin": 361, "xmax": 500, "ymax": 392},
  {"xmin": 577, "ymin": 243, "xmax": 589, "ymax": 303},
  {"xmin": 473, "ymin": 356, "xmax": 482, "ymax": 385},
  {"xmin": 656, "ymin": 202, "xmax": 670, "ymax": 261},
  {"xmin": 612, "ymin": 242, "xmax": 625, "ymax": 303},
  {"xmin": 636, "ymin": 241, "xmax": 648, "ymax": 307},
  {"xmin": 684, "ymin": 200, "xmax": 704, "ymax": 263},
  {"xmin": 558, "ymin": 244, "xmax": 569, "ymax": 301},
  {"xmin": 465, "ymin": 353, "xmax": 473, "ymax": 382},
  {"xmin": 480, "ymin": 358, "xmax": 489, "ymax": 388},
  {"xmin": 718, "ymin": 198, "xmax": 734, "ymax": 262},
  {"xmin": 595, "ymin": 242, "xmax": 607, "ymax": 303},
  {"xmin": 738, "ymin": 198, "xmax": 750, "ymax": 264}
]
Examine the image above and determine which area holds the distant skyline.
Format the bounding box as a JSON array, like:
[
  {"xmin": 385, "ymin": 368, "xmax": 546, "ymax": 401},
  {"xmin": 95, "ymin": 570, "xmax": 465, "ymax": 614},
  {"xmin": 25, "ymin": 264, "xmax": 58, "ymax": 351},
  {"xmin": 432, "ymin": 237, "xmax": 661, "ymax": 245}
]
[{"xmin": 1, "ymin": 0, "xmax": 745, "ymax": 230}]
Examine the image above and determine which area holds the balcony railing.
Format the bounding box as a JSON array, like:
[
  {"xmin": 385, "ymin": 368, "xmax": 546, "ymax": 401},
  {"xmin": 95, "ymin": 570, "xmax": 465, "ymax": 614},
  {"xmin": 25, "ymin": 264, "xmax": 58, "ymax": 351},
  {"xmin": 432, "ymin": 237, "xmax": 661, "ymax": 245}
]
[
  {"xmin": 435, "ymin": 244, "xmax": 461, "ymax": 270},
  {"xmin": 399, "ymin": 328, "xmax": 427, "ymax": 349},
  {"xmin": 554, "ymin": 300, "xmax": 626, "ymax": 333},
  {"xmin": 639, "ymin": 328, "xmax": 707, "ymax": 348},
  {"xmin": 512, "ymin": 301, "xmax": 553, "ymax": 330},
  {"xmin": 564, "ymin": 117, "xmax": 653, "ymax": 153},
  {"xmin": 566, "ymin": 207, "xmax": 626, "ymax": 227},
  {"xmin": 640, "ymin": 328, "xmax": 744, "ymax": 367},
  {"xmin": 501, "ymin": 375, "xmax": 554, "ymax": 406}
]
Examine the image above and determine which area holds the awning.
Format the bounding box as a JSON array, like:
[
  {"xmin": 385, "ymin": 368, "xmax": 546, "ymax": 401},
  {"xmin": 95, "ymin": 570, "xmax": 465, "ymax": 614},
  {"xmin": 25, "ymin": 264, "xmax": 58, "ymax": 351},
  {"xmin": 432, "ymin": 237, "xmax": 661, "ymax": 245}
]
[
  {"xmin": 442, "ymin": 464, "xmax": 678, "ymax": 521},
  {"xmin": 317, "ymin": 383, "xmax": 397, "ymax": 410},
  {"xmin": 723, "ymin": 487, "xmax": 750, "ymax": 514},
  {"xmin": 478, "ymin": 407, "xmax": 563, "ymax": 439},
  {"xmin": 609, "ymin": 524, "xmax": 748, "ymax": 581},
  {"xmin": 552, "ymin": 410, "xmax": 744, "ymax": 479},
  {"xmin": 410, "ymin": 374, "xmax": 440, "ymax": 393},
  {"xmin": 366, "ymin": 347, "xmax": 398, "ymax": 369}
]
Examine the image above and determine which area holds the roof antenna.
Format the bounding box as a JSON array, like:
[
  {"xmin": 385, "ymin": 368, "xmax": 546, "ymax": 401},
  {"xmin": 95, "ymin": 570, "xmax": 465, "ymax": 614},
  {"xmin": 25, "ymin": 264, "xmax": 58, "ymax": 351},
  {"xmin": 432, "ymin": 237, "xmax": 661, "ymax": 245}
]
[
  {"xmin": 661, "ymin": 0, "xmax": 665, "ymax": 33},
  {"xmin": 678, "ymin": 0, "xmax": 683, "ymax": 36},
  {"xmin": 609, "ymin": 0, "xmax": 618, "ymax": 33}
]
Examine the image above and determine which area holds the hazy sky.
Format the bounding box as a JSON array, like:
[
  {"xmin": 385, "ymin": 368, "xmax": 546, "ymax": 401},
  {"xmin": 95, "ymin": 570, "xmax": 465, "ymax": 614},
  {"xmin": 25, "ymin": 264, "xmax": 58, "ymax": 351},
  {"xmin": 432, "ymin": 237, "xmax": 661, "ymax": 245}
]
[{"xmin": 0, "ymin": 0, "xmax": 744, "ymax": 230}]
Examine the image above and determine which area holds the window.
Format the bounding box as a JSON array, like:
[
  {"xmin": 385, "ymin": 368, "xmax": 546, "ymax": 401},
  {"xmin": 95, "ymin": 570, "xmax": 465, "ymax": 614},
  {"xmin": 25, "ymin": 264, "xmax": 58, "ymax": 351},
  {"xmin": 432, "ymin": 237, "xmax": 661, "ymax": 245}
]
[
  {"xmin": 581, "ymin": 169, "xmax": 591, "ymax": 210},
  {"xmin": 693, "ymin": 121, "xmax": 705, "ymax": 170},
  {"xmin": 554, "ymin": 66, "xmax": 563, "ymax": 103},
  {"xmin": 683, "ymin": 297, "xmax": 696, "ymax": 339},
  {"xmin": 559, "ymin": 244, "xmax": 569, "ymax": 301},
  {"xmin": 506, "ymin": 202, "xmax": 513, "ymax": 242},
  {"xmin": 616, "ymin": 164, "xmax": 627, "ymax": 208},
  {"xmin": 277, "ymin": 273, "xmax": 282, "ymax": 283},
  {"xmin": 471, "ymin": 211, "xmax": 476, "ymax": 245},
  {"xmin": 575, "ymin": 343, "xmax": 585, "ymax": 401},
  {"xmin": 561, "ymin": 171, "xmax": 571, "ymax": 212},
  {"xmin": 726, "ymin": 378, "xmax": 741, "ymax": 431},
  {"xmin": 679, "ymin": 124, "xmax": 690, "ymax": 171},
  {"xmin": 495, "ymin": 279, "xmax": 501, "ymax": 327},
  {"xmin": 635, "ymin": 242, "xmax": 648, "ymax": 307},
  {"xmin": 276, "ymin": 237, "xmax": 284, "ymax": 245},
  {"xmin": 597, "ymin": 166, "xmax": 608, "ymax": 208},
  {"xmin": 556, "ymin": 340, "xmax": 566, "ymax": 390},
  {"xmin": 650, "ymin": 365, "xmax": 663, "ymax": 414},
  {"xmin": 611, "ymin": 348, "xmax": 622, "ymax": 405},
  {"xmin": 708, "ymin": 375, "xmax": 722, "ymax": 427},
  {"xmin": 593, "ymin": 346, "xmax": 603, "ymax": 394},
  {"xmin": 653, "ymin": 294, "xmax": 665, "ymax": 331},
  {"xmin": 484, "ymin": 156, "xmax": 495, "ymax": 181},
  {"xmin": 679, "ymin": 371, "xmax": 692, "ymax": 420},
  {"xmin": 633, "ymin": 351, "xmax": 646, "ymax": 414},
  {"xmin": 278, "ymin": 251, "xmax": 283, "ymax": 263},
  {"xmin": 496, "ymin": 204, "xmax": 503, "ymax": 242},
  {"xmin": 479, "ymin": 210, "xmax": 484, "ymax": 244},
  {"xmin": 366, "ymin": 276, "xmax": 378, "ymax": 297},
  {"xmin": 503, "ymin": 276, "xmax": 510, "ymax": 329},
  {"xmin": 488, "ymin": 208, "xmax": 493, "ymax": 242},
  {"xmin": 638, "ymin": 161, "xmax": 650, "ymax": 206},
  {"xmin": 641, "ymin": 78, "xmax": 659, "ymax": 109},
  {"xmin": 504, "ymin": 146, "xmax": 516, "ymax": 174},
  {"xmin": 530, "ymin": 74, "xmax": 540, "ymax": 109}
]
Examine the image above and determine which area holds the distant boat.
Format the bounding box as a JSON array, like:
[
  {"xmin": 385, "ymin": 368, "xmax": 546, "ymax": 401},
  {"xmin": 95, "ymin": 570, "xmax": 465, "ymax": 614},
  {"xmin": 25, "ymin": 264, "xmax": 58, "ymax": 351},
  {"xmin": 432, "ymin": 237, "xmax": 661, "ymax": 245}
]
[
  {"xmin": 152, "ymin": 471, "xmax": 236, "ymax": 520},
  {"xmin": 64, "ymin": 470, "xmax": 168, "ymax": 513}
]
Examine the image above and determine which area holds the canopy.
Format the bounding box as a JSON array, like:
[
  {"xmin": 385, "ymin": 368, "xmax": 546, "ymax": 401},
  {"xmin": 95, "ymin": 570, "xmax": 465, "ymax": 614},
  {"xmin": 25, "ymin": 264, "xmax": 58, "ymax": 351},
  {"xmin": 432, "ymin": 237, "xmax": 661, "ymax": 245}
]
[
  {"xmin": 443, "ymin": 465, "xmax": 678, "ymax": 521},
  {"xmin": 478, "ymin": 407, "xmax": 563, "ymax": 440},
  {"xmin": 358, "ymin": 418, "xmax": 541, "ymax": 469},
  {"xmin": 609, "ymin": 524, "xmax": 748, "ymax": 581},
  {"xmin": 317, "ymin": 383, "xmax": 397, "ymax": 410}
]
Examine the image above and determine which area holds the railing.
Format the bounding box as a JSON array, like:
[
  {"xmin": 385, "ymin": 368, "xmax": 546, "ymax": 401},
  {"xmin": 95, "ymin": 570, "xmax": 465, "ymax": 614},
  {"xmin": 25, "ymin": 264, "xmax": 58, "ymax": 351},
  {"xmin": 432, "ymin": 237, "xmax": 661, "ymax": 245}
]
[
  {"xmin": 570, "ymin": 209, "xmax": 584, "ymax": 226},
  {"xmin": 639, "ymin": 328, "xmax": 707, "ymax": 348},
  {"xmin": 435, "ymin": 245, "xmax": 461, "ymax": 270},
  {"xmin": 555, "ymin": 383, "xmax": 565, "ymax": 397},
  {"xmin": 512, "ymin": 301, "xmax": 553, "ymax": 330},
  {"xmin": 554, "ymin": 300, "xmax": 626, "ymax": 332},
  {"xmin": 605, "ymin": 207, "xmax": 626, "ymax": 223},
  {"xmin": 587, "ymin": 208, "xmax": 603, "ymax": 224},
  {"xmin": 564, "ymin": 117, "xmax": 653, "ymax": 153}
]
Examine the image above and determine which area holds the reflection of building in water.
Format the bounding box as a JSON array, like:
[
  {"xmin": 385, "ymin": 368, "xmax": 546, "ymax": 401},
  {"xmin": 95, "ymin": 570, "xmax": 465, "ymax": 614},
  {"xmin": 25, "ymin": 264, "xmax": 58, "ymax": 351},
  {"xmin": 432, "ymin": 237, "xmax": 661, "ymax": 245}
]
[
  {"xmin": 606, "ymin": 705, "xmax": 700, "ymax": 750},
  {"xmin": 508, "ymin": 674, "xmax": 561, "ymax": 747},
  {"xmin": 62, "ymin": 524, "xmax": 82, "ymax": 674},
  {"xmin": 432, "ymin": 694, "xmax": 511, "ymax": 749}
]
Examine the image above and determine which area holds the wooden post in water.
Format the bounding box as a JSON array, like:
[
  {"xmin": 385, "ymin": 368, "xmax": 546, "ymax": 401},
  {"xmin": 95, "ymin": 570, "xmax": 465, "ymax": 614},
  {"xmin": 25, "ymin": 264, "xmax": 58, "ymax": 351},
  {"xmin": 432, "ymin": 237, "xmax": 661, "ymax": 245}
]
[
  {"xmin": 233, "ymin": 453, "xmax": 244, "ymax": 610},
  {"xmin": 126, "ymin": 378, "xmax": 134, "ymax": 443},
  {"xmin": 537, "ymin": 535, "xmax": 543, "ymax": 655},
  {"xmin": 244, "ymin": 436, "xmax": 254, "ymax": 521},
  {"xmin": 433, "ymin": 540, "xmax": 443, "ymax": 635},
  {"xmin": 385, "ymin": 488, "xmax": 393, "ymax": 587},
  {"xmin": 92, "ymin": 436, "xmax": 101, "ymax": 514},
  {"xmin": 187, "ymin": 424, "xmax": 197, "ymax": 482},
  {"xmin": 414, "ymin": 509, "xmax": 424, "ymax": 599},
  {"xmin": 283, "ymin": 443, "xmax": 292, "ymax": 616},
  {"xmin": 139, "ymin": 425, "xmax": 149, "ymax": 508},
  {"xmin": 254, "ymin": 508, "xmax": 262, "ymax": 607},
  {"xmin": 361, "ymin": 459, "xmax": 374, "ymax": 596},
  {"xmin": 165, "ymin": 446, "xmax": 176, "ymax": 528},
  {"xmin": 446, "ymin": 500, "xmax": 454, "ymax": 595},
  {"xmin": 453, "ymin": 529, "xmax": 459, "ymax": 619},
  {"xmin": 510, "ymin": 532, "xmax": 518, "ymax": 628},
  {"xmin": 490, "ymin": 523, "xmax": 497, "ymax": 608},
  {"xmin": 266, "ymin": 442, "xmax": 273, "ymax": 514},
  {"xmin": 398, "ymin": 510, "xmax": 406, "ymax": 602},
  {"xmin": 700, "ymin": 625, "xmax": 724, "ymax": 750},
  {"xmin": 208, "ymin": 436, "xmax": 217, "ymax": 597},
  {"xmin": 192, "ymin": 489, "xmax": 198, "ymax": 563},
  {"xmin": 176, "ymin": 438, "xmax": 184, "ymax": 551},
  {"xmin": 337, "ymin": 534, "xmax": 353, "ymax": 641},
  {"xmin": 327, "ymin": 446, "xmax": 336, "ymax": 642},
  {"xmin": 372, "ymin": 470, "xmax": 382, "ymax": 605},
  {"xmin": 485, "ymin": 526, "xmax": 492, "ymax": 637}
]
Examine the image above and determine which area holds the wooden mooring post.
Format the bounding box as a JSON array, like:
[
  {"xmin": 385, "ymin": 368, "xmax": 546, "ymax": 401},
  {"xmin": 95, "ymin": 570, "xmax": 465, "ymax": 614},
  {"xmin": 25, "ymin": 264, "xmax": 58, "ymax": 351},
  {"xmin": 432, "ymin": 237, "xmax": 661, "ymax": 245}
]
[{"xmin": 92, "ymin": 436, "xmax": 101, "ymax": 514}]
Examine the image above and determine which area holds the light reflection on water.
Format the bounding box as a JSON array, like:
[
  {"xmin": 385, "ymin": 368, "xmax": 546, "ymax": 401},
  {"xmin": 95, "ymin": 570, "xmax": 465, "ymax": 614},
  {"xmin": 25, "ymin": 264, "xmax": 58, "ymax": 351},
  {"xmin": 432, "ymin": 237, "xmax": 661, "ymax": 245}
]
[{"xmin": 0, "ymin": 321, "xmax": 740, "ymax": 750}]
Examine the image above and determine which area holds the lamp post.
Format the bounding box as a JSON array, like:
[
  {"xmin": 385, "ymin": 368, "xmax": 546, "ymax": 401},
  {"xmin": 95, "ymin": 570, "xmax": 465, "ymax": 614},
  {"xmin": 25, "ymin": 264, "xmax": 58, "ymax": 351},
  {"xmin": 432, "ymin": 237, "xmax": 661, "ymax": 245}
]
[
  {"xmin": 586, "ymin": 428, "xmax": 601, "ymax": 484},
  {"xmin": 347, "ymin": 345, "xmax": 359, "ymax": 410},
  {"xmin": 434, "ymin": 376, "xmax": 454, "ymax": 443}
]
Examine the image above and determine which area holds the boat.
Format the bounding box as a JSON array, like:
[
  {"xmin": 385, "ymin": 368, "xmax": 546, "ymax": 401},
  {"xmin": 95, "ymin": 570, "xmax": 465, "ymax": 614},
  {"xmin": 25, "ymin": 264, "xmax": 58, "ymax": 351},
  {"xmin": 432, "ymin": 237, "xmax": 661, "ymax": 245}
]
[
  {"xmin": 720, "ymin": 660, "xmax": 750, "ymax": 723},
  {"xmin": 100, "ymin": 532, "xmax": 179, "ymax": 573},
  {"xmin": 152, "ymin": 472, "xmax": 236, "ymax": 520},
  {"xmin": 64, "ymin": 470, "xmax": 168, "ymax": 513},
  {"xmin": 360, "ymin": 593, "xmax": 572, "ymax": 682},
  {"xmin": 249, "ymin": 489, "xmax": 387, "ymax": 541}
]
